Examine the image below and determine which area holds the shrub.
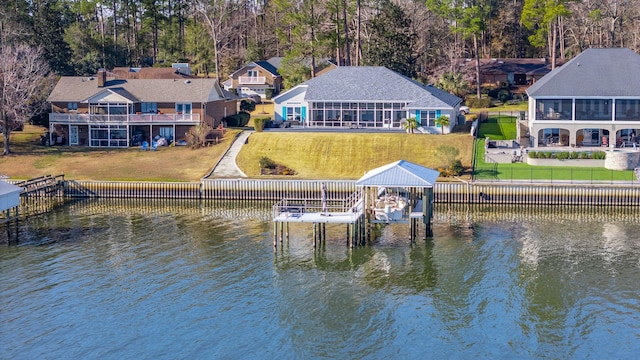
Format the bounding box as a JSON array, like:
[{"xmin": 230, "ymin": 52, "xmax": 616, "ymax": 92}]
[
  {"xmin": 223, "ymin": 111, "xmax": 251, "ymax": 127},
  {"xmin": 580, "ymin": 151, "xmax": 591, "ymax": 159},
  {"xmin": 258, "ymin": 158, "xmax": 297, "ymax": 175},
  {"xmin": 186, "ymin": 122, "xmax": 213, "ymax": 149},
  {"xmin": 569, "ymin": 151, "xmax": 579, "ymax": 159},
  {"xmin": 253, "ymin": 117, "xmax": 270, "ymax": 132},
  {"xmin": 449, "ymin": 159, "xmax": 465, "ymax": 176},
  {"xmin": 556, "ymin": 151, "xmax": 569, "ymax": 160},
  {"xmin": 465, "ymin": 97, "xmax": 492, "ymax": 108},
  {"xmin": 240, "ymin": 99, "xmax": 256, "ymax": 112},
  {"xmin": 592, "ymin": 151, "xmax": 606, "ymax": 159},
  {"xmin": 497, "ymin": 89, "xmax": 512, "ymax": 103},
  {"xmin": 528, "ymin": 151, "xmax": 538, "ymax": 159},
  {"xmin": 259, "ymin": 156, "xmax": 276, "ymax": 169}
]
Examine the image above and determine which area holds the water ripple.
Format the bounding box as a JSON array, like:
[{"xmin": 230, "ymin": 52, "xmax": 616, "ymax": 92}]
[{"xmin": 1, "ymin": 202, "xmax": 640, "ymax": 359}]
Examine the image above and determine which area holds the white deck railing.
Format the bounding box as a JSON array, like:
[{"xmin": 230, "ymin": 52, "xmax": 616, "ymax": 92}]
[
  {"xmin": 238, "ymin": 76, "xmax": 266, "ymax": 85},
  {"xmin": 49, "ymin": 113, "xmax": 201, "ymax": 124}
]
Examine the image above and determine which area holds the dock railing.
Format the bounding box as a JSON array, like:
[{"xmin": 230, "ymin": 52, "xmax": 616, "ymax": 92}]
[{"xmin": 272, "ymin": 190, "xmax": 364, "ymax": 219}]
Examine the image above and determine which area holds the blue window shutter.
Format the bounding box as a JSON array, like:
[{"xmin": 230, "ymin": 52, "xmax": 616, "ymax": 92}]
[
  {"xmin": 282, "ymin": 106, "xmax": 287, "ymax": 121},
  {"xmin": 436, "ymin": 110, "xmax": 441, "ymax": 117},
  {"xmin": 301, "ymin": 106, "xmax": 307, "ymax": 120},
  {"xmin": 415, "ymin": 110, "xmax": 421, "ymax": 123}
]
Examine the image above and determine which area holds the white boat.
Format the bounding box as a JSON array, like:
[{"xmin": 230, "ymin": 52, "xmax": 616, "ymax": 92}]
[{"xmin": 373, "ymin": 195, "xmax": 408, "ymax": 222}]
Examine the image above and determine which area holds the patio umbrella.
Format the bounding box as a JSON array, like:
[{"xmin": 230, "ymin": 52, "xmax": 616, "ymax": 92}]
[{"xmin": 321, "ymin": 182, "xmax": 327, "ymax": 213}]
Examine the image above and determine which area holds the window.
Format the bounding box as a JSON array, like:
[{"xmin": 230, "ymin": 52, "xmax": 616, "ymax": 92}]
[
  {"xmin": 68, "ymin": 102, "xmax": 78, "ymax": 111},
  {"xmin": 247, "ymin": 70, "xmax": 258, "ymax": 77},
  {"xmin": 90, "ymin": 124, "xmax": 127, "ymax": 147},
  {"xmin": 420, "ymin": 111, "xmax": 437, "ymax": 126},
  {"xmin": 286, "ymin": 107, "xmax": 302, "ymax": 121},
  {"xmin": 159, "ymin": 127, "xmax": 174, "ymax": 141},
  {"xmin": 176, "ymin": 103, "xmax": 192, "ymax": 114},
  {"xmin": 142, "ymin": 102, "xmax": 157, "ymax": 113}
]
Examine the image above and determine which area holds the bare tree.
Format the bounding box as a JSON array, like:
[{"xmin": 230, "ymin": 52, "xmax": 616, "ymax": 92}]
[{"xmin": 0, "ymin": 43, "xmax": 53, "ymax": 155}]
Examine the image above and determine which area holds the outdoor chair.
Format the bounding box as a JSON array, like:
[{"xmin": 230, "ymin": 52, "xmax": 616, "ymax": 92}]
[
  {"xmin": 151, "ymin": 141, "xmax": 158, "ymax": 151},
  {"xmin": 140, "ymin": 141, "xmax": 149, "ymax": 150}
]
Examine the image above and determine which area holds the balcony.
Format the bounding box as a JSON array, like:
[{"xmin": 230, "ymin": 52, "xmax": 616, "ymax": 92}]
[
  {"xmin": 50, "ymin": 113, "xmax": 201, "ymax": 124},
  {"xmin": 238, "ymin": 76, "xmax": 266, "ymax": 85}
]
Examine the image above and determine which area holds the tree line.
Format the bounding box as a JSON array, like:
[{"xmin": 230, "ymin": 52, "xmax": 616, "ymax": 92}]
[{"xmin": 2, "ymin": 0, "xmax": 639, "ymax": 85}]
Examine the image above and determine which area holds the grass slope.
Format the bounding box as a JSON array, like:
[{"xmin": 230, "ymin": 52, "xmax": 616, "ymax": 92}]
[{"xmin": 236, "ymin": 132, "xmax": 474, "ymax": 179}]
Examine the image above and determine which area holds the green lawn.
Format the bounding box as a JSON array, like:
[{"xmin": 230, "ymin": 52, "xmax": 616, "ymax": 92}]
[{"xmin": 477, "ymin": 115, "xmax": 518, "ymax": 140}]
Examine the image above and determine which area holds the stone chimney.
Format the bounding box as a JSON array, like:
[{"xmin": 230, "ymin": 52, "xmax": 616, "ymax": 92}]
[{"xmin": 97, "ymin": 69, "xmax": 106, "ymax": 87}]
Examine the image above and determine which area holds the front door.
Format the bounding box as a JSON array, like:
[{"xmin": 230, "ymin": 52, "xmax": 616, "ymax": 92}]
[
  {"xmin": 70, "ymin": 125, "xmax": 79, "ymax": 145},
  {"xmin": 384, "ymin": 110, "xmax": 392, "ymax": 129},
  {"xmin": 582, "ymin": 129, "xmax": 600, "ymax": 146}
]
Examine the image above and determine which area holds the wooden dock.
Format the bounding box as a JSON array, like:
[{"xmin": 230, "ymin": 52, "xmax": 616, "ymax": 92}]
[
  {"xmin": 272, "ymin": 161, "xmax": 438, "ymax": 248},
  {"xmin": 2, "ymin": 175, "xmax": 65, "ymax": 243},
  {"xmin": 272, "ymin": 191, "xmax": 368, "ymax": 247},
  {"xmin": 14, "ymin": 175, "xmax": 65, "ymax": 198}
]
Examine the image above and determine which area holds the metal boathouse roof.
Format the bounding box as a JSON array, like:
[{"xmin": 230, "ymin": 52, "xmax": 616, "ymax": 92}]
[{"xmin": 355, "ymin": 160, "xmax": 439, "ymax": 188}]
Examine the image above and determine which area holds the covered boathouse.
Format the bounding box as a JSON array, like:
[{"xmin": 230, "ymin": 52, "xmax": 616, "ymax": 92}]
[
  {"xmin": 1, "ymin": 180, "xmax": 22, "ymax": 240},
  {"xmin": 272, "ymin": 160, "xmax": 438, "ymax": 247}
]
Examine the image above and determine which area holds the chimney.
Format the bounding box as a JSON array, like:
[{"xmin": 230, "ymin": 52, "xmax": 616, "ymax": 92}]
[{"xmin": 97, "ymin": 68, "xmax": 106, "ymax": 87}]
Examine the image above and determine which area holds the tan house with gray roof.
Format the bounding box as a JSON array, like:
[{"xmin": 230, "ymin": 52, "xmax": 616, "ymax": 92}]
[{"xmin": 47, "ymin": 70, "xmax": 237, "ymax": 147}]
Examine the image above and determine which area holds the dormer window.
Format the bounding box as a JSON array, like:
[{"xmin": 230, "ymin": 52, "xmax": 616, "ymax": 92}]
[
  {"xmin": 247, "ymin": 70, "xmax": 258, "ymax": 77},
  {"xmin": 68, "ymin": 102, "xmax": 78, "ymax": 111}
]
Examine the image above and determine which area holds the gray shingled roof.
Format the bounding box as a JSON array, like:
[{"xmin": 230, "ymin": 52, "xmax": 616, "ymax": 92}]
[
  {"xmin": 254, "ymin": 61, "xmax": 280, "ymax": 76},
  {"xmin": 48, "ymin": 77, "xmax": 228, "ymax": 103},
  {"xmin": 527, "ymin": 48, "xmax": 640, "ymax": 97},
  {"xmin": 230, "ymin": 61, "xmax": 281, "ymax": 77},
  {"xmin": 267, "ymin": 57, "xmax": 283, "ymax": 70},
  {"xmin": 299, "ymin": 66, "xmax": 461, "ymax": 108},
  {"xmin": 355, "ymin": 160, "xmax": 439, "ymax": 187}
]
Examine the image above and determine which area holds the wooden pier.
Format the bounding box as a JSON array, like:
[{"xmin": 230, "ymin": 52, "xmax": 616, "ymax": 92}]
[
  {"xmin": 272, "ymin": 191, "xmax": 367, "ymax": 247},
  {"xmin": 2, "ymin": 175, "xmax": 65, "ymax": 243}
]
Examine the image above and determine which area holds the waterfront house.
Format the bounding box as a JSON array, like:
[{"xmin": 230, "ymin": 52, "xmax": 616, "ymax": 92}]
[
  {"xmin": 526, "ymin": 48, "xmax": 640, "ymax": 148},
  {"xmin": 456, "ymin": 57, "xmax": 561, "ymax": 87},
  {"xmin": 47, "ymin": 70, "xmax": 237, "ymax": 147},
  {"xmin": 266, "ymin": 56, "xmax": 338, "ymax": 77},
  {"xmin": 273, "ymin": 66, "xmax": 463, "ymax": 131},
  {"xmin": 224, "ymin": 61, "xmax": 282, "ymax": 100},
  {"xmin": 111, "ymin": 64, "xmax": 195, "ymax": 80}
]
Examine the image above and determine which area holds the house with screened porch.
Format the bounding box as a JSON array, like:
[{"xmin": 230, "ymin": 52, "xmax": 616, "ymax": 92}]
[
  {"xmin": 47, "ymin": 70, "xmax": 237, "ymax": 147},
  {"xmin": 527, "ymin": 48, "xmax": 640, "ymax": 148},
  {"xmin": 273, "ymin": 66, "xmax": 463, "ymax": 131}
]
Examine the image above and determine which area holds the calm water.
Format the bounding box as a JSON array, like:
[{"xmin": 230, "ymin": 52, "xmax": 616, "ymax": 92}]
[{"xmin": 1, "ymin": 200, "xmax": 640, "ymax": 359}]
